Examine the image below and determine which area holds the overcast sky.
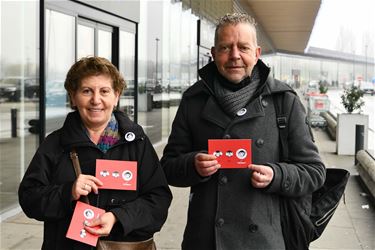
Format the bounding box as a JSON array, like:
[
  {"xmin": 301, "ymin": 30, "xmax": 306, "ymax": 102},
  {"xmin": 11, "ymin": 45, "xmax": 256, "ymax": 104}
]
[{"xmin": 307, "ymin": 0, "xmax": 375, "ymax": 57}]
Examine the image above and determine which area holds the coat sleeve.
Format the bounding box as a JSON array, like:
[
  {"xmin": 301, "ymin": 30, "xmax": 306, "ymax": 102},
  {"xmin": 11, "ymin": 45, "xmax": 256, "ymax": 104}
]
[
  {"xmin": 160, "ymin": 96, "xmax": 209, "ymax": 187},
  {"xmin": 110, "ymin": 136, "xmax": 172, "ymax": 237},
  {"xmin": 18, "ymin": 133, "xmax": 75, "ymax": 221},
  {"xmin": 266, "ymin": 93, "xmax": 326, "ymax": 197}
]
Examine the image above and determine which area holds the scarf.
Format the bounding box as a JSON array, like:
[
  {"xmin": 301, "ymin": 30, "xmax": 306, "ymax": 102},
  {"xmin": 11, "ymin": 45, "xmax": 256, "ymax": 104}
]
[
  {"xmin": 214, "ymin": 66, "xmax": 260, "ymax": 117},
  {"xmin": 97, "ymin": 113, "xmax": 121, "ymax": 153}
]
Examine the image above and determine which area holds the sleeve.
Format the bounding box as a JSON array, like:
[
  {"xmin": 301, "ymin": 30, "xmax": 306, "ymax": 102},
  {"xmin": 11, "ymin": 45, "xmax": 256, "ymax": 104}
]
[
  {"xmin": 18, "ymin": 135, "xmax": 75, "ymax": 221},
  {"xmin": 109, "ymin": 136, "xmax": 172, "ymax": 237},
  {"xmin": 160, "ymin": 96, "xmax": 209, "ymax": 187},
  {"xmin": 266, "ymin": 93, "xmax": 326, "ymax": 197}
]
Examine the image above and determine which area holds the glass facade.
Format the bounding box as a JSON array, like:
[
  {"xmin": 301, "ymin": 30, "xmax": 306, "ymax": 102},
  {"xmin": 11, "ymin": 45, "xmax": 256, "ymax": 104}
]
[
  {"xmin": 137, "ymin": 1, "xmax": 198, "ymax": 143},
  {"xmin": 0, "ymin": 1, "xmax": 39, "ymax": 213},
  {"xmin": 263, "ymin": 53, "xmax": 375, "ymax": 89}
]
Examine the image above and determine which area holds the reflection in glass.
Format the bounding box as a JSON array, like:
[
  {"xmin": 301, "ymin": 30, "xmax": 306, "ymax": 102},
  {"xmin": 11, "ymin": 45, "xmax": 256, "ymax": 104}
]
[
  {"xmin": 77, "ymin": 24, "xmax": 95, "ymax": 59},
  {"xmin": 0, "ymin": 1, "xmax": 39, "ymax": 212},
  {"xmin": 98, "ymin": 29, "xmax": 112, "ymax": 61},
  {"xmin": 119, "ymin": 31, "xmax": 135, "ymax": 120},
  {"xmin": 45, "ymin": 9, "xmax": 75, "ymax": 135}
]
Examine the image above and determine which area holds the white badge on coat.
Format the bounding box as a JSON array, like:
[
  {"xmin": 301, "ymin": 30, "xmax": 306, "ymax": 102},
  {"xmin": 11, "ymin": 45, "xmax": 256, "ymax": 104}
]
[
  {"xmin": 236, "ymin": 108, "xmax": 247, "ymax": 116},
  {"xmin": 125, "ymin": 132, "xmax": 135, "ymax": 141}
]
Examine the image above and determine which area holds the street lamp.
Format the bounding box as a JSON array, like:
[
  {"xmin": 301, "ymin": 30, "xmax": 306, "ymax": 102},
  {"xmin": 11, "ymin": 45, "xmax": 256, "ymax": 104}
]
[
  {"xmin": 155, "ymin": 38, "xmax": 160, "ymax": 86},
  {"xmin": 352, "ymin": 50, "xmax": 355, "ymax": 82},
  {"xmin": 365, "ymin": 44, "xmax": 368, "ymax": 82}
]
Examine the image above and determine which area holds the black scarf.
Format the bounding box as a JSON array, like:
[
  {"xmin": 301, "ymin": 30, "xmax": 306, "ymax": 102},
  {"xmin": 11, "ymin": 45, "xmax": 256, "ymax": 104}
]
[{"xmin": 214, "ymin": 66, "xmax": 260, "ymax": 117}]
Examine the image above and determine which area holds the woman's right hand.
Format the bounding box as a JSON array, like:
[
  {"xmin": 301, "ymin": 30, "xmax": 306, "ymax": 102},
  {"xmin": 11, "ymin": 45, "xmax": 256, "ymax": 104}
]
[{"xmin": 72, "ymin": 174, "xmax": 103, "ymax": 201}]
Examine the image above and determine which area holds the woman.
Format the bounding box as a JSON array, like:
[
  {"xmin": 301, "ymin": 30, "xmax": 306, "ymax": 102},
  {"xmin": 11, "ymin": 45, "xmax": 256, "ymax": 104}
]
[{"xmin": 18, "ymin": 56, "xmax": 172, "ymax": 249}]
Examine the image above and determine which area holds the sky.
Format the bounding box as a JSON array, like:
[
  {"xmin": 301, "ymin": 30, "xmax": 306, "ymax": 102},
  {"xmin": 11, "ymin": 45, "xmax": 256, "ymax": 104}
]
[{"xmin": 307, "ymin": 0, "xmax": 375, "ymax": 57}]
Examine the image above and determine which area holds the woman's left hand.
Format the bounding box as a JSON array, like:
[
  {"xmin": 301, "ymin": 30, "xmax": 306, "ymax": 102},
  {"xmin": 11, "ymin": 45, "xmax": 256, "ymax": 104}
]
[{"xmin": 84, "ymin": 211, "xmax": 117, "ymax": 236}]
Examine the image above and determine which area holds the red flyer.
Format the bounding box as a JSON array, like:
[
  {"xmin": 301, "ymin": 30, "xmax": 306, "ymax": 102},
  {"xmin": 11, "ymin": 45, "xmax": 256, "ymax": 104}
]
[
  {"xmin": 208, "ymin": 139, "xmax": 252, "ymax": 168},
  {"xmin": 96, "ymin": 159, "xmax": 137, "ymax": 190},
  {"xmin": 66, "ymin": 201, "xmax": 104, "ymax": 246}
]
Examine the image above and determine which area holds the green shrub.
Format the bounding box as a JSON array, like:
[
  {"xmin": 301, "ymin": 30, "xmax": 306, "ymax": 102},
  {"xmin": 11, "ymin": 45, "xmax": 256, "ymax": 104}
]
[{"xmin": 340, "ymin": 86, "xmax": 364, "ymax": 113}]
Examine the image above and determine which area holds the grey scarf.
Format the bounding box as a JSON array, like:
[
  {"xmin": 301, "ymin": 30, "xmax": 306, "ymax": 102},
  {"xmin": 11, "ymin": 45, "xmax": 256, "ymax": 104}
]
[{"xmin": 214, "ymin": 66, "xmax": 260, "ymax": 117}]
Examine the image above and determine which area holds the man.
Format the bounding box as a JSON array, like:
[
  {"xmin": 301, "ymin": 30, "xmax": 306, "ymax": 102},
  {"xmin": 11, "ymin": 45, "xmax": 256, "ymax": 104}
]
[{"xmin": 161, "ymin": 13, "xmax": 326, "ymax": 250}]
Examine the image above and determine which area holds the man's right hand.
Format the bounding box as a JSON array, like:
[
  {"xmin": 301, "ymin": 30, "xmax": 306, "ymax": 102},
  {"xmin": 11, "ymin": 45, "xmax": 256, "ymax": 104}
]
[{"xmin": 194, "ymin": 153, "xmax": 221, "ymax": 177}]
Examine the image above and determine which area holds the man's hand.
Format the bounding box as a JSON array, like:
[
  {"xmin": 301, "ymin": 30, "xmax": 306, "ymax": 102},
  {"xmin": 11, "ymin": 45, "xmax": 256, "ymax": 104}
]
[
  {"xmin": 194, "ymin": 153, "xmax": 221, "ymax": 177},
  {"xmin": 248, "ymin": 164, "xmax": 274, "ymax": 188}
]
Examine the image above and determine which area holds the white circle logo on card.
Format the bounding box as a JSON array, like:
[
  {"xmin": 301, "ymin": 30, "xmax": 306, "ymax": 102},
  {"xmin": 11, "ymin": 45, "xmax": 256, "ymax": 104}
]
[
  {"xmin": 236, "ymin": 148, "xmax": 247, "ymax": 159},
  {"xmin": 83, "ymin": 209, "xmax": 94, "ymax": 219},
  {"xmin": 122, "ymin": 170, "xmax": 133, "ymax": 181}
]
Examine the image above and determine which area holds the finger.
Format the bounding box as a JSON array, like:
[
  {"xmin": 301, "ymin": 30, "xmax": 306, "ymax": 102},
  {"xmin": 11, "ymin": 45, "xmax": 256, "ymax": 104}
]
[
  {"xmin": 198, "ymin": 160, "xmax": 219, "ymax": 169},
  {"xmin": 196, "ymin": 153, "xmax": 217, "ymax": 161},
  {"xmin": 197, "ymin": 164, "xmax": 220, "ymax": 177},
  {"xmin": 86, "ymin": 176, "xmax": 103, "ymax": 186},
  {"xmin": 252, "ymin": 171, "xmax": 265, "ymax": 182},
  {"xmin": 84, "ymin": 225, "xmax": 101, "ymax": 236},
  {"xmin": 248, "ymin": 164, "xmax": 263, "ymax": 172},
  {"xmin": 85, "ymin": 226, "xmax": 109, "ymax": 236},
  {"xmin": 84, "ymin": 180, "xmax": 99, "ymax": 194},
  {"xmin": 251, "ymin": 179, "xmax": 266, "ymax": 188}
]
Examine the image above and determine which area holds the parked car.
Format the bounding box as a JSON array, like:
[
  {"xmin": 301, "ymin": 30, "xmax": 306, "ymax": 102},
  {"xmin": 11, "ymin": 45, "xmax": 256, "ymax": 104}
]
[
  {"xmin": 0, "ymin": 76, "xmax": 39, "ymax": 102},
  {"xmin": 358, "ymin": 81, "xmax": 374, "ymax": 95},
  {"xmin": 46, "ymin": 80, "xmax": 68, "ymax": 106}
]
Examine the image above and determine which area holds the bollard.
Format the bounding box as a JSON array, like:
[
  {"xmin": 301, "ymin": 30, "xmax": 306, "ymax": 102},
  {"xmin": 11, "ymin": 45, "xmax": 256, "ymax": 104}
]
[
  {"xmin": 11, "ymin": 108, "xmax": 17, "ymax": 138},
  {"xmin": 355, "ymin": 124, "xmax": 364, "ymax": 165}
]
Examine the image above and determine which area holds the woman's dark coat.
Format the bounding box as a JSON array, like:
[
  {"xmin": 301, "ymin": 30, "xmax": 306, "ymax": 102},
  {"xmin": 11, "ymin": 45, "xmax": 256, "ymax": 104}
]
[
  {"xmin": 19, "ymin": 110, "xmax": 172, "ymax": 250},
  {"xmin": 161, "ymin": 60, "xmax": 326, "ymax": 250}
]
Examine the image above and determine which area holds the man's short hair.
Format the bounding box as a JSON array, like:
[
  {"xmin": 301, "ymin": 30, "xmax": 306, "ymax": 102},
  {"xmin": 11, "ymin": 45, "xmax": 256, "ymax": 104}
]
[{"xmin": 214, "ymin": 13, "xmax": 258, "ymax": 45}]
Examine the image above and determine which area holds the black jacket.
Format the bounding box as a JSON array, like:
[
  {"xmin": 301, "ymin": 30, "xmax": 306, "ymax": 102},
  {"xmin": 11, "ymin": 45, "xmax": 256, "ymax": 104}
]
[
  {"xmin": 161, "ymin": 60, "xmax": 326, "ymax": 250},
  {"xmin": 19, "ymin": 111, "xmax": 172, "ymax": 250}
]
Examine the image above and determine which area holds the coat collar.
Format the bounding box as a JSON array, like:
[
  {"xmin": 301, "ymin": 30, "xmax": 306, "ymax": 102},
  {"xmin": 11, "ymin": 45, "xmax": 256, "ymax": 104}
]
[
  {"xmin": 183, "ymin": 59, "xmax": 294, "ymax": 129},
  {"xmin": 185, "ymin": 59, "xmax": 294, "ymax": 98},
  {"xmin": 59, "ymin": 111, "xmax": 144, "ymax": 149}
]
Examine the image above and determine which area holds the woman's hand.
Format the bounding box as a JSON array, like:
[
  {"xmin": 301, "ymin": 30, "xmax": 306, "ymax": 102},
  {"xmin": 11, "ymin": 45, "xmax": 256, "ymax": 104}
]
[
  {"xmin": 248, "ymin": 164, "xmax": 274, "ymax": 188},
  {"xmin": 84, "ymin": 212, "xmax": 117, "ymax": 236},
  {"xmin": 71, "ymin": 174, "xmax": 103, "ymax": 201}
]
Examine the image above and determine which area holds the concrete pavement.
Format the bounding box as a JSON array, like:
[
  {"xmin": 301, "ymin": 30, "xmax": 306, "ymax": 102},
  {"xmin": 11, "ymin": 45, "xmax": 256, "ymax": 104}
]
[{"xmin": 1, "ymin": 128, "xmax": 375, "ymax": 250}]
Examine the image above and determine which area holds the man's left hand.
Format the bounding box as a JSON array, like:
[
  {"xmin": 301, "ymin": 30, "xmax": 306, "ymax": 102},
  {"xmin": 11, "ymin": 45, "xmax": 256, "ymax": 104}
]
[{"xmin": 248, "ymin": 164, "xmax": 274, "ymax": 188}]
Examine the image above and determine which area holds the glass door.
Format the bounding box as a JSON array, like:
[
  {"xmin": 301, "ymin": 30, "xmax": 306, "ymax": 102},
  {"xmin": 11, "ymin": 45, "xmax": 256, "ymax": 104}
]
[
  {"xmin": 45, "ymin": 9, "xmax": 75, "ymax": 135},
  {"xmin": 77, "ymin": 18, "xmax": 113, "ymax": 62}
]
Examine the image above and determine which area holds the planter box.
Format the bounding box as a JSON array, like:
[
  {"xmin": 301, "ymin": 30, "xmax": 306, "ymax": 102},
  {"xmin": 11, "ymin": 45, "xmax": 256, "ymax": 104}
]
[{"xmin": 336, "ymin": 113, "xmax": 369, "ymax": 155}]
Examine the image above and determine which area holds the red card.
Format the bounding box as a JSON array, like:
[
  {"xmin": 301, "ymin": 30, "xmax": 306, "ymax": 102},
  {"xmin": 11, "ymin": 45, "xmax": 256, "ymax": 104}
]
[
  {"xmin": 96, "ymin": 159, "xmax": 137, "ymax": 190},
  {"xmin": 66, "ymin": 201, "xmax": 105, "ymax": 246},
  {"xmin": 208, "ymin": 139, "xmax": 252, "ymax": 168}
]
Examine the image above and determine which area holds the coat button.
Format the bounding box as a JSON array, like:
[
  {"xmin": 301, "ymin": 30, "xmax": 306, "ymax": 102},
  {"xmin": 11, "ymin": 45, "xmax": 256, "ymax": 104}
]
[
  {"xmin": 216, "ymin": 218, "xmax": 224, "ymax": 227},
  {"xmin": 236, "ymin": 108, "xmax": 247, "ymax": 116},
  {"xmin": 223, "ymin": 134, "xmax": 231, "ymax": 139},
  {"xmin": 256, "ymin": 138, "xmax": 264, "ymax": 147},
  {"xmin": 262, "ymin": 99, "xmax": 268, "ymax": 107},
  {"xmin": 249, "ymin": 224, "xmax": 258, "ymax": 232},
  {"xmin": 219, "ymin": 176, "xmax": 228, "ymax": 185}
]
